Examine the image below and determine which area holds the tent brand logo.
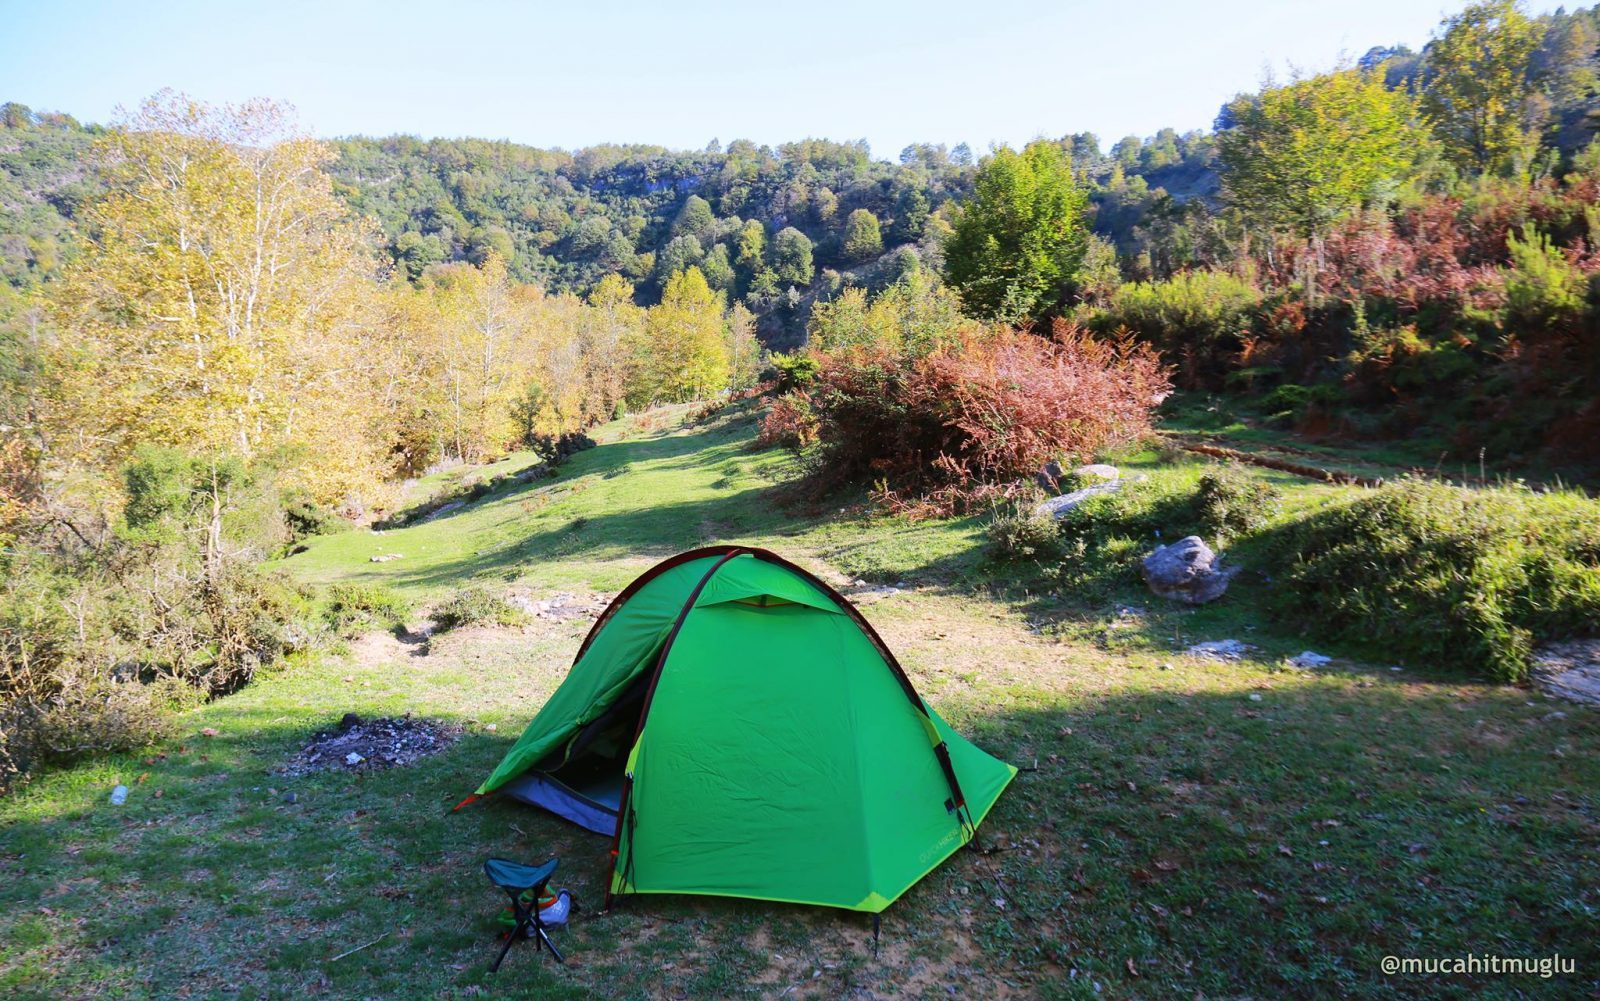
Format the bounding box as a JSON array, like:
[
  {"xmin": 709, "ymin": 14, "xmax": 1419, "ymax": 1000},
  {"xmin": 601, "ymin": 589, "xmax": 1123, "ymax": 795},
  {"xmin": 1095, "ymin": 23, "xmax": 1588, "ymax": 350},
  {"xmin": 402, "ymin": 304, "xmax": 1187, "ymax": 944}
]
[{"xmin": 919, "ymin": 827, "xmax": 962, "ymax": 865}]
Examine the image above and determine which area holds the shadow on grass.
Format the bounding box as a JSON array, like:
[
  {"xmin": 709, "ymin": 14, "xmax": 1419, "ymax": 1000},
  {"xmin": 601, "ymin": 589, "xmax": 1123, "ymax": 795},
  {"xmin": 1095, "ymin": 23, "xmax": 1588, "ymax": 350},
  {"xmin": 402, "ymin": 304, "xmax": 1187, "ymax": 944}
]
[{"xmin": 4, "ymin": 680, "xmax": 1595, "ymax": 999}]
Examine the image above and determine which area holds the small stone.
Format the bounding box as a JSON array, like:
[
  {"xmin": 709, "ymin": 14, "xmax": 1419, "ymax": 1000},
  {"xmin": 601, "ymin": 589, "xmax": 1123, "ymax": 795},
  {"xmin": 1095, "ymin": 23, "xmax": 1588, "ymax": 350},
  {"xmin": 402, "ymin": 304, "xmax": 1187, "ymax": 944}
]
[
  {"xmin": 1288, "ymin": 651, "xmax": 1332, "ymax": 668},
  {"xmin": 1186, "ymin": 639, "xmax": 1256, "ymax": 661},
  {"xmin": 1248, "ymin": 693, "xmax": 1263, "ymax": 702},
  {"xmin": 1075, "ymin": 463, "xmax": 1120, "ymax": 482},
  {"xmin": 345, "ymin": 752, "xmax": 364, "ymax": 765},
  {"xmin": 109, "ymin": 784, "xmax": 129, "ymax": 806},
  {"xmin": 283, "ymin": 791, "xmax": 298, "ymax": 804}
]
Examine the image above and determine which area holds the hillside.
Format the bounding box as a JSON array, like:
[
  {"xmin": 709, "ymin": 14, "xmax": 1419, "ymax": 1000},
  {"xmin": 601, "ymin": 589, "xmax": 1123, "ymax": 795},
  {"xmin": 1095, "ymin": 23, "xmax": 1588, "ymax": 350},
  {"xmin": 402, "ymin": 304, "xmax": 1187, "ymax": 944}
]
[{"xmin": 3, "ymin": 403, "xmax": 1595, "ymax": 999}]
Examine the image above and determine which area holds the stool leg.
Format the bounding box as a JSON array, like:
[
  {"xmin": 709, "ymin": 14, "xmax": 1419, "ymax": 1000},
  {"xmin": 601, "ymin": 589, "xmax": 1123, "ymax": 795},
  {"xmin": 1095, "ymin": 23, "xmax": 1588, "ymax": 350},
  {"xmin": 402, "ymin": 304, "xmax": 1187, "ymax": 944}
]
[
  {"xmin": 490, "ymin": 916, "xmax": 526, "ymax": 973},
  {"xmin": 537, "ymin": 923, "xmax": 565, "ymax": 963}
]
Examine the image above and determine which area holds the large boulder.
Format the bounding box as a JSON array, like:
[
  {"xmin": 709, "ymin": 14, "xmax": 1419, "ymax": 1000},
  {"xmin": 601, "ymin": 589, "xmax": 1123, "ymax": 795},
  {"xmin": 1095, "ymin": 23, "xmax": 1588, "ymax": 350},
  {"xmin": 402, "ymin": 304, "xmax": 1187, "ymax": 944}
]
[{"xmin": 1142, "ymin": 536, "xmax": 1240, "ymax": 605}]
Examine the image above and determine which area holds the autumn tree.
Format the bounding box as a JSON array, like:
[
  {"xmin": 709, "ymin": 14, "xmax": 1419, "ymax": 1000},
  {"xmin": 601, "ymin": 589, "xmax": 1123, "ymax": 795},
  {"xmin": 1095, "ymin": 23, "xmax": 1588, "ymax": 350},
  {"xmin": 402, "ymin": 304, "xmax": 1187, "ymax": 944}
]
[
  {"xmin": 582, "ymin": 274, "xmax": 642, "ymax": 418},
  {"xmin": 943, "ymin": 140, "xmax": 1090, "ymax": 324},
  {"xmin": 726, "ymin": 302, "xmax": 763, "ymax": 391},
  {"xmin": 1421, "ymin": 0, "xmax": 1544, "ymax": 175},
  {"xmin": 47, "ymin": 92, "xmax": 386, "ymax": 503},
  {"xmin": 735, "ymin": 219, "xmax": 766, "ymax": 273},
  {"xmin": 629, "ymin": 267, "xmax": 730, "ymax": 405},
  {"xmin": 423, "ymin": 254, "xmax": 537, "ymax": 462}
]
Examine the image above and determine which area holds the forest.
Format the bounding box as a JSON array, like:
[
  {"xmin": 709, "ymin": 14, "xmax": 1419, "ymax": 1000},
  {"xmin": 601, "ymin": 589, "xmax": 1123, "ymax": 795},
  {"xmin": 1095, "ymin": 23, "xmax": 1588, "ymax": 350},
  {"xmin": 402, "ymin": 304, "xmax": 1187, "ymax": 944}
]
[{"xmin": 2, "ymin": 0, "xmax": 1599, "ymax": 780}]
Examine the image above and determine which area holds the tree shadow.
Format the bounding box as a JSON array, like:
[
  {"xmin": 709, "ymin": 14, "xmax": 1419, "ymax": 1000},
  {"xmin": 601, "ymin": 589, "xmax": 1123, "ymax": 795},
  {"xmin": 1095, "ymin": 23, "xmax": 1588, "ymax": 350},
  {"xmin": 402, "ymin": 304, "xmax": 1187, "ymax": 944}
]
[{"xmin": 4, "ymin": 680, "xmax": 1594, "ymax": 999}]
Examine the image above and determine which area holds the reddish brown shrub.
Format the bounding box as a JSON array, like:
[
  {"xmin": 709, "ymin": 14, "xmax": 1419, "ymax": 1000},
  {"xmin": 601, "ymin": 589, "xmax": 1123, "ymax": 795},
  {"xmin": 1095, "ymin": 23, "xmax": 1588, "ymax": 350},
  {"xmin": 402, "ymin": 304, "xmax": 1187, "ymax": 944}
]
[
  {"xmin": 798, "ymin": 323, "xmax": 1169, "ymax": 512},
  {"xmin": 756, "ymin": 393, "xmax": 818, "ymax": 450}
]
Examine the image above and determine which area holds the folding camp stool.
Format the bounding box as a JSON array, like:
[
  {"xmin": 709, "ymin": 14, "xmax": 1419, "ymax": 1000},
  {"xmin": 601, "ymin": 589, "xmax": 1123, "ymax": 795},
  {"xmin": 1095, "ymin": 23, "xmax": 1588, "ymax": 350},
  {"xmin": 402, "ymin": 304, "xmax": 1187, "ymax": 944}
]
[{"xmin": 484, "ymin": 857, "xmax": 564, "ymax": 971}]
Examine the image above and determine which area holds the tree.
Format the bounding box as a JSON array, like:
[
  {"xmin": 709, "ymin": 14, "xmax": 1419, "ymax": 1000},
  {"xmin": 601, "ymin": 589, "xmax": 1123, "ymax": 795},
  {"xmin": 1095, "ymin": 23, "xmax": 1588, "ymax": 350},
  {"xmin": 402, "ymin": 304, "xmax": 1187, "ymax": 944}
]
[
  {"xmin": 812, "ymin": 187, "xmax": 839, "ymax": 223},
  {"xmin": 807, "ymin": 287, "xmax": 872, "ymax": 352},
  {"xmin": 394, "ymin": 230, "xmax": 445, "ymax": 281},
  {"xmin": 735, "ymin": 219, "xmax": 766, "ymax": 273},
  {"xmin": 673, "ymin": 194, "xmax": 716, "ymax": 242},
  {"xmin": 942, "ymin": 140, "xmax": 1090, "ymax": 323},
  {"xmin": 772, "ymin": 227, "xmax": 814, "ymax": 286},
  {"xmin": 1422, "ymin": 0, "xmax": 1544, "ymax": 175},
  {"xmin": 583, "ymin": 274, "xmax": 643, "ymax": 419},
  {"xmin": 656, "ymin": 234, "xmax": 704, "ymax": 283},
  {"xmin": 1218, "ymin": 68, "xmax": 1424, "ymax": 238},
  {"xmin": 631, "ymin": 267, "xmax": 730, "ymax": 404},
  {"xmin": 842, "ymin": 208, "xmax": 883, "ymax": 262},
  {"xmin": 894, "ymin": 188, "xmax": 930, "ymax": 243},
  {"xmin": 47, "ymin": 92, "xmax": 386, "ymax": 502},
  {"xmin": 425, "ymin": 254, "xmax": 534, "ymax": 462},
  {"xmin": 726, "ymin": 302, "xmax": 763, "ymax": 391},
  {"xmin": 701, "ymin": 243, "xmax": 736, "ymax": 292},
  {"xmin": 1217, "ymin": 67, "xmax": 1425, "ymax": 302}
]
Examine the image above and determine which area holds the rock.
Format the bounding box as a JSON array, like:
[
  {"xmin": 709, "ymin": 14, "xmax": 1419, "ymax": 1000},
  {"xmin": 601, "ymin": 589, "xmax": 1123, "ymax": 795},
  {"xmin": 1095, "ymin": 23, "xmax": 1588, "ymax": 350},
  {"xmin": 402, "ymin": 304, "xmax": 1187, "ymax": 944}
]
[
  {"xmin": 1075, "ymin": 463, "xmax": 1120, "ymax": 482},
  {"xmin": 421, "ymin": 501, "xmax": 465, "ymax": 522},
  {"xmin": 369, "ymin": 553, "xmax": 404, "ymax": 563},
  {"xmin": 282, "ymin": 791, "xmax": 298, "ymax": 804},
  {"xmin": 1035, "ymin": 480, "xmax": 1123, "ymax": 519},
  {"xmin": 1185, "ymin": 639, "xmax": 1256, "ymax": 661},
  {"xmin": 110, "ymin": 784, "xmax": 128, "ymax": 806},
  {"xmin": 1289, "ymin": 651, "xmax": 1333, "ymax": 669},
  {"xmin": 345, "ymin": 752, "xmax": 365, "ymax": 765},
  {"xmin": 1531, "ymin": 639, "xmax": 1600, "ymax": 706},
  {"xmin": 1142, "ymin": 536, "xmax": 1240, "ymax": 605}
]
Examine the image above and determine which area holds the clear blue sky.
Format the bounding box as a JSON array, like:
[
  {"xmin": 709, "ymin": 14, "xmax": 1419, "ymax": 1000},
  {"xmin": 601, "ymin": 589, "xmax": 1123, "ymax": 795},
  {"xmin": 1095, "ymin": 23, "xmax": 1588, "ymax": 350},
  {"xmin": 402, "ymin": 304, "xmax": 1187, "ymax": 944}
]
[{"xmin": 0, "ymin": 0, "xmax": 1572, "ymax": 158}]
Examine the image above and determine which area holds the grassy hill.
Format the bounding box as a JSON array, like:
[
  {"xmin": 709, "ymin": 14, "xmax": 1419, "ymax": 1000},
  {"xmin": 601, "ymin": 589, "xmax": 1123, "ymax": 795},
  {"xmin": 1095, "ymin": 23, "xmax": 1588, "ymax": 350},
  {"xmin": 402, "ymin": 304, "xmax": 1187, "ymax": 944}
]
[{"xmin": 2, "ymin": 405, "xmax": 1597, "ymax": 999}]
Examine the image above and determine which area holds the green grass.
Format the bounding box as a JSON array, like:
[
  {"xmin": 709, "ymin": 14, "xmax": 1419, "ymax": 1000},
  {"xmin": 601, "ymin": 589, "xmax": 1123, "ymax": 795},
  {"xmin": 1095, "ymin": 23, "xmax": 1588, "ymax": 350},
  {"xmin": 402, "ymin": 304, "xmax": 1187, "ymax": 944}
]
[
  {"xmin": 1159, "ymin": 391, "xmax": 1545, "ymax": 486},
  {"xmin": 3, "ymin": 400, "xmax": 1597, "ymax": 999}
]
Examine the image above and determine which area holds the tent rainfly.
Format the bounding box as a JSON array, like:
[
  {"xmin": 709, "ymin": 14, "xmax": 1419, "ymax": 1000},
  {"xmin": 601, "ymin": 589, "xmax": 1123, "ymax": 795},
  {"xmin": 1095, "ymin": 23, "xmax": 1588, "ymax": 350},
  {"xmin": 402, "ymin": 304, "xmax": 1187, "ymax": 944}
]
[{"xmin": 458, "ymin": 546, "xmax": 1015, "ymax": 914}]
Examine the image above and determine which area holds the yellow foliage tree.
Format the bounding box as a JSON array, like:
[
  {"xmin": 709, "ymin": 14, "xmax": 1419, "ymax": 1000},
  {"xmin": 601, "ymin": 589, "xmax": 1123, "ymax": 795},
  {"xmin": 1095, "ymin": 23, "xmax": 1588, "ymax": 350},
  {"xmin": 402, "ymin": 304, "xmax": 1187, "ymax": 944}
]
[
  {"xmin": 582, "ymin": 274, "xmax": 643, "ymax": 420},
  {"xmin": 629, "ymin": 267, "xmax": 730, "ymax": 405},
  {"xmin": 46, "ymin": 92, "xmax": 386, "ymax": 504}
]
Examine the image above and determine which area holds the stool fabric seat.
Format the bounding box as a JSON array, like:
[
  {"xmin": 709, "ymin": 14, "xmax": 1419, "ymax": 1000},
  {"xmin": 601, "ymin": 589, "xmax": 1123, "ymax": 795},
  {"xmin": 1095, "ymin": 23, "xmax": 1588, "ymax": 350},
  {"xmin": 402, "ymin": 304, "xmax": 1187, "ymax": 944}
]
[{"xmin": 483, "ymin": 856, "xmax": 564, "ymax": 970}]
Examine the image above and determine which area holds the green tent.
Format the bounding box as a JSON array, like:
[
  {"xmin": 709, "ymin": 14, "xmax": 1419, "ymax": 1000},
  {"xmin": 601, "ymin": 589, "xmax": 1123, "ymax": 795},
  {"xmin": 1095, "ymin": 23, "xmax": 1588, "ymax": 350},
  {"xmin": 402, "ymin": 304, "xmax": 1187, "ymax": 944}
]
[{"xmin": 462, "ymin": 546, "xmax": 1015, "ymax": 914}]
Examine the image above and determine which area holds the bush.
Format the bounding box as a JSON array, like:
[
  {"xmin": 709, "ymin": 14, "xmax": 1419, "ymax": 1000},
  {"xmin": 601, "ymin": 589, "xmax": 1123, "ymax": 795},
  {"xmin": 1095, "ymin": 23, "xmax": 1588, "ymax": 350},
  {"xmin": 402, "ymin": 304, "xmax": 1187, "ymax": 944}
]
[
  {"xmin": 764, "ymin": 351, "xmax": 820, "ymax": 394},
  {"xmin": 431, "ymin": 585, "xmax": 528, "ymax": 632},
  {"xmin": 987, "ymin": 506, "xmax": 1063, "ymax": 562},
  {"xmin": 1263, "ymin": 479, "xmax": 1600, "ymax": 681},
  {"xmin": 1100, "ymin": 271, "xmax": 1262, "ymax": 386},
  {"xmin": 801, "ymin": 324, "xmax": 1169, "ymax": 512},
  {"xmin": 324, "ymin": 582, "xmax": 410, "ymax": 636},
  {"xmin": 527, "ymin": 431, "xmax": 597, "ymax": 463},
  {"xmin": 0, "ymin": 548, "xmax": 312, "ymax": 789},
  {"xmin": 281, "ymin": 490, "xmax": 344, "ymax": 544},
  {"xmin": 1194, "ymin": 463, "xmax": 1281, "ymax": 539},
  {"xmin": 756, "ymin": 393, "xmax": 818, "ymax": 451}
]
